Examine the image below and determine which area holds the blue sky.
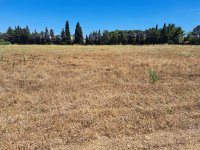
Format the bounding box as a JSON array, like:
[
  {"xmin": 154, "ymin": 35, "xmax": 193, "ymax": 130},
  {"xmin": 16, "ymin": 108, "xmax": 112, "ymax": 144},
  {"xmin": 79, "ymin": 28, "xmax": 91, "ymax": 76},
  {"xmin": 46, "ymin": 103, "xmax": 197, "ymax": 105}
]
[{"xmin": 0, "ymin": 0, "xmax": 200, "ymax": 35}]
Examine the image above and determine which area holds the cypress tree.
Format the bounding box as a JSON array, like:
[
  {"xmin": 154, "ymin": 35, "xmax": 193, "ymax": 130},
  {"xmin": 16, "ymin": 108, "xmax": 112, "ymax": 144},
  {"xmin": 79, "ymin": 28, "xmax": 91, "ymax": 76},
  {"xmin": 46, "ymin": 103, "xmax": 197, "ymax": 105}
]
[
  {"xmin": 60, "ymin": 28, "xmax": 66, "ymax": 44},
  {"xmin": 156, "ymin": 25, "xmax": 158, "ymax": 30},
  {"xmin": 65, "ymin": 21, "xmax": 71, "ymax": 44},
  {"xmin": 85, "ymin": 35, "xmax": 89, "ymax": 45},
  {"xmin": 97, "ymin": 30, "xmax": 101, "ymax": 44},
  {"xmin": 6, "ymin": 27, "xmax": 14, "ymax": 43},
  {"xmin": 14, "ymin": 26, "xmax": 21, "ymax": 44},
  {"xmin": 40, "ymin": 31, "xmax": 45, "ymax": 44},
  {"xmin": 89, "ymin": 33, "xmax": 93, "ymax": 45},
  {"xmin": 35, "ymin": 30, "xmax": 41, "ymax": 44},
  {"xmin": 50, "ymin": 29, "xmax": 54, "ymax": 39},
  {"xmin": 161, "ymin": 23, "xmax": 168, "ymax": 44},
  {"xmin": 74, "ymin": 22, "xmax": 84, "ymax": 44},
  {"xmin": 50, "ymin": 29, "xmax": 55, "ymax": 44},
  {"xmin": 44, "ymin": 27, "xmax": 50, "ymax": 44},
  {"xmin": 32, "ymin": 30, "xmax": 38, "ymax": 44},
  {"xmin": 24, "ymin": 26, "xmax": 30, "ymax": 44}
]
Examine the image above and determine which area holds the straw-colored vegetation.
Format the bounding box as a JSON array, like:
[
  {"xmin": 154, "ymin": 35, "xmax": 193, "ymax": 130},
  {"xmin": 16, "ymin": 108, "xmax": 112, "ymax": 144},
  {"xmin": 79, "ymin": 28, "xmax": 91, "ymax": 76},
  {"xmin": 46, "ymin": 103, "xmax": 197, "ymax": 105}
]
[{"xmin": 0, "ymin": 45, "xmax": 200, "ymax": 149}]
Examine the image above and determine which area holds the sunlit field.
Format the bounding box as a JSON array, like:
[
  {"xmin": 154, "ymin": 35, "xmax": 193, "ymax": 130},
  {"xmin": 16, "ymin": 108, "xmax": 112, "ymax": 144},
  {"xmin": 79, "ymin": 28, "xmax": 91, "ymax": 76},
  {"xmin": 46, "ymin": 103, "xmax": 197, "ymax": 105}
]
[{"xmin": 0, "ymin": 45, "xmax": 200, "ymax": 149}]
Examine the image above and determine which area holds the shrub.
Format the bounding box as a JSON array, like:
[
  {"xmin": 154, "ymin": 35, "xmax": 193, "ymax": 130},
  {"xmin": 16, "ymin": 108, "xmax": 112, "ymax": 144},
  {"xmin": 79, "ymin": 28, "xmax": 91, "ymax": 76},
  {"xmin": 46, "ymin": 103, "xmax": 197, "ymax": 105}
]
[
  {"xmin": 149, "ymin": 68, "xmax": 159, "ymax": 84},
  {"xmin": 0, "ymin": 39, "xmax": 11, "ymax": 45}
]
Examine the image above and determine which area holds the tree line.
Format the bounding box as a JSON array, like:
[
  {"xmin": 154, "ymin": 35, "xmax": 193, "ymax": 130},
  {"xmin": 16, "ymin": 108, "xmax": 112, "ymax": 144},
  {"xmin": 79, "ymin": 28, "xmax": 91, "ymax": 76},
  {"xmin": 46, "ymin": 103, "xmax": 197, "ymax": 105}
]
[
  {"xmin": 87, "ymin": 24, "xmax": 200, "ymax": 45},
  {"xmin": 0, "ymin": 21, "xmax": 200, "ymax": 45},
  {"xmin": 0, "ymin": 21, "xmax": 84, "ymax": 45}
]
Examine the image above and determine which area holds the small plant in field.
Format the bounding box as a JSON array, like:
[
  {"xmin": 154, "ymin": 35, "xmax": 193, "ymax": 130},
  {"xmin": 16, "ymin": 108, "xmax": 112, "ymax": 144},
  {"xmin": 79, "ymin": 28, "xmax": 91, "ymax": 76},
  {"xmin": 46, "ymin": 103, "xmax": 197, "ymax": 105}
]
[{"xmin": 149, "ymin": 68, "xmax": 159, "ymax": 84}]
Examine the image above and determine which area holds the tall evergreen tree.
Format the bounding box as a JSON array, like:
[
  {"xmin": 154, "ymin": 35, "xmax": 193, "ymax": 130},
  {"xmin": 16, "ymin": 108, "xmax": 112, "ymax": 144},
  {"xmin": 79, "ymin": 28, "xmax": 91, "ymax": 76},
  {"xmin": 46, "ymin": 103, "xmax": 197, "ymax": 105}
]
[
  {"xmin": 85, "ymin": 35, "xmax": 90, "ymax": 45},
  {"xmin": 156, "ymin": 25, "xmax": 158, "ymax": 30},
  {"xmin": 74, "ymin": 22, "xmax": 84, "ymax": 44},
  {"xmin": 6, "ymin": 27, "xmax": 14, "ymax": 43},
  {"xmin": 23, "ymin": 26, "xmax": 30, "ymax": 44},
  {"xmin": 40, "ymin": 31, "xmax": 45, "ymax": 44},
  {"xmin": 97, "ymin": 30, "xmax": 102, "ymax": 44},
  {"xmin": 31, "ymin": 30, "xmax": 38, "ymax": 44},
  {"xmin": 14, "ymin": 26, "xmax": 22, "ymax": 44},
  {"xmin": 35, "ymin": 30, "xmax": 41, "ymax": 44},
  {"xmin": 60, "ymin": 28, "xmax": 66, "ymax": 44},
  {"xmin": 50, "ymin": 29, "xmax": 55, "ymax": 44},
  {"xmin": 44, "ymin": 27, "xmax": 50, "ymax": 44},
  {"xmin": 65, "ymin": 21, "xmax": 71, "ymax": 44},
  {"xmin": 161, "ymin": 23, "xmax": 168, "ymax": 44},
  {"xmin": 50, "ymin": 29, "xmax": 54, "ymax": 39}
]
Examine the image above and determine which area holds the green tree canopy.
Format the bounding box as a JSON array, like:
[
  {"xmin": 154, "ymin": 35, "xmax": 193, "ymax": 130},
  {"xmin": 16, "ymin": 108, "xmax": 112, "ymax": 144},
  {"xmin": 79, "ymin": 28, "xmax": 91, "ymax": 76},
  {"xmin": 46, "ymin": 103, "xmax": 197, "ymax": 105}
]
[
  {"xmin": 65, "ymin": 21, "xmax": 71, "ymax": 44},
  {"xmin": 74, "ymin": 22, "xmax": 84, "ymax": 44}
]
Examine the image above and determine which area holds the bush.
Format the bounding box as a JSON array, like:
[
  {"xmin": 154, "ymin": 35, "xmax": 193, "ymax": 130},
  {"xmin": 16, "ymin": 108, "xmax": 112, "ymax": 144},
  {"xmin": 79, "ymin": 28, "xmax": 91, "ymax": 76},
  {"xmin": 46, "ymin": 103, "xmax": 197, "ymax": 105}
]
[{"xmin": 0, "ymin": 39, "xmax": 11, "ymax": 45}]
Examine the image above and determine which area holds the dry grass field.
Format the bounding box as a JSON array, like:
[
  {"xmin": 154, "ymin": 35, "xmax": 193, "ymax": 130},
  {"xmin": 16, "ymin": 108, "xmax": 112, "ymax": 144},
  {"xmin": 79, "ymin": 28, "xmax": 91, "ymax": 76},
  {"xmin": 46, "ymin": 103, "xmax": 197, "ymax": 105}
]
[{"xmin": 0, "ymin": 45, "xmax": 200, "ymax": 150}]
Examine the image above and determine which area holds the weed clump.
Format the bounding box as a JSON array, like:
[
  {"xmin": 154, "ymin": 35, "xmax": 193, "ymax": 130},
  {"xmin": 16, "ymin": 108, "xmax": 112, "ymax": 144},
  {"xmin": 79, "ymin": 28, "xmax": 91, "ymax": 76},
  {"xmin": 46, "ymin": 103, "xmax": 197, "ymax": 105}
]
[{"xmin": 149, "ymin": 68, "xmax": 159, "ymax": 84}]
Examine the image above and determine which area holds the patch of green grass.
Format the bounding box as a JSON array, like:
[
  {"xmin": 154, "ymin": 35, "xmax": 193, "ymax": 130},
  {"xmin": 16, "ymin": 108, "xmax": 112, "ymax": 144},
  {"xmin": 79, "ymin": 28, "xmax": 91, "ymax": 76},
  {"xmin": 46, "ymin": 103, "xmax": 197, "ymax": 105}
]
[{"xmin": 149, "ymin": 68, "xmax": 159, "ymax": 84}]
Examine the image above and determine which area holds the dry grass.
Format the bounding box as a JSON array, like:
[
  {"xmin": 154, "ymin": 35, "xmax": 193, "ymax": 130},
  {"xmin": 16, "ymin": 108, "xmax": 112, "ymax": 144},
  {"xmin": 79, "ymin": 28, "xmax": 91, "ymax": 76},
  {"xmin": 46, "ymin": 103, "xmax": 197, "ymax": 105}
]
[{"xmin": 0, "ymin": 45, "xmax": 200, "ymax": 150}]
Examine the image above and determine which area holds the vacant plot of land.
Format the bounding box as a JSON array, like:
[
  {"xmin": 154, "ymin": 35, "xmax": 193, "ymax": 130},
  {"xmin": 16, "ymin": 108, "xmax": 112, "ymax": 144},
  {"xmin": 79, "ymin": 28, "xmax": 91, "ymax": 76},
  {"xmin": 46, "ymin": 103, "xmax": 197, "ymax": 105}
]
[{"xmin": 0, "ymin": 45, "xmax": 200, "ymax": 149}]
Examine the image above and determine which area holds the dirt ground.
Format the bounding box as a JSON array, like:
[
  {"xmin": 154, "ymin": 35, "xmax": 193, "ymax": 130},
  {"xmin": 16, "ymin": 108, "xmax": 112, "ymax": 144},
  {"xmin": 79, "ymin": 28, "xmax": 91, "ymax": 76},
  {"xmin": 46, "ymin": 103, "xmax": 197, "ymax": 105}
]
[{"xmin": 0, "ymin": 45, "xmax": 200, "ymax": 149}]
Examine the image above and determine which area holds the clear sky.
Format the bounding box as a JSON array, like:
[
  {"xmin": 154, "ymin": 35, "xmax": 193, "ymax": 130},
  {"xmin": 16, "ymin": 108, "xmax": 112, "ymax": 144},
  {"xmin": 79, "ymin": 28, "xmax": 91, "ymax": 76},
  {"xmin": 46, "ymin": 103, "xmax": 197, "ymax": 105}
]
[{"xmin": 0, "ymin": 0, "xmax": 199, "ymax": 35}]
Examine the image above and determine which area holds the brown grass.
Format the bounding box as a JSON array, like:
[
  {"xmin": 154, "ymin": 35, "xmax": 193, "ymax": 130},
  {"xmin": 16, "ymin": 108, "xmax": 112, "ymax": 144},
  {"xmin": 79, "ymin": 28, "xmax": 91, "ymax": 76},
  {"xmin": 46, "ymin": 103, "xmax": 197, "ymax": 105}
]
[{"xmin": 0, "ymin": 45, "xmax": 200, "ymax": 149}]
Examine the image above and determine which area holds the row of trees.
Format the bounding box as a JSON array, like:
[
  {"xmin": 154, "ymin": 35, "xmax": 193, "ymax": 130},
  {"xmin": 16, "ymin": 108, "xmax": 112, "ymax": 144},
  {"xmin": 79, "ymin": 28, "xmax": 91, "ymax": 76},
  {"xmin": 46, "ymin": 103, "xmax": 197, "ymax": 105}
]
[
  {"xmin": 0, "ymin": 21, "xmax": 84, "ymax": 45},
  {"xmin": 86, "ymin": 24, "xmax": 186, "ymax": 45},
  {"xmin": 0, "ymin": 21, "xmax": 200, "ymax": 45}
]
